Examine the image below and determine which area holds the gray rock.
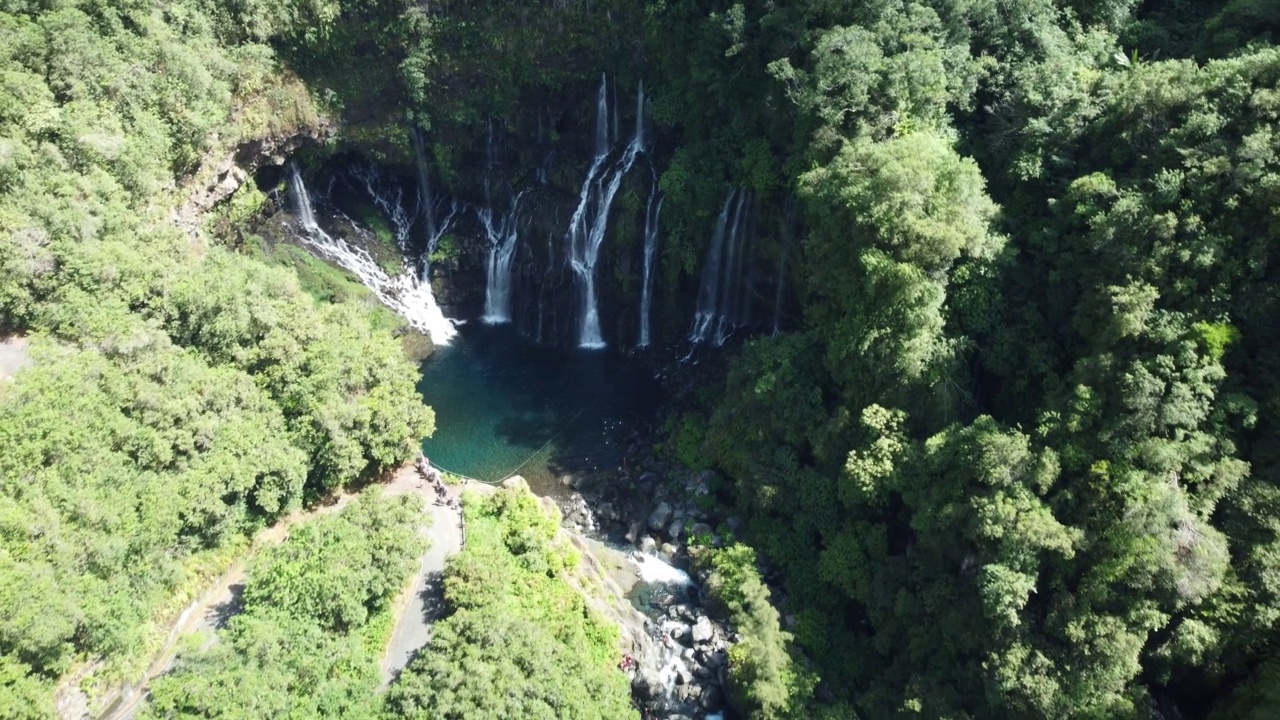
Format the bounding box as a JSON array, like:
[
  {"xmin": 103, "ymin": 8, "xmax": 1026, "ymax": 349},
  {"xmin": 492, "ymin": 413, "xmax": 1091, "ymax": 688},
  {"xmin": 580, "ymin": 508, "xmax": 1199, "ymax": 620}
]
[
  {"xmin": 639, "ymin": 536, "xmax": 658, "ymax": 554},
  {"xmin": 660, "ymin": 542, "xmax": 679, "ymax": 560},
  {"xmin": 625, "ymin": 521, "xmax": 642, "ymax": 544},
  {"xmin": 690, "ymin": 522, "xmax": 713, "ymax": 538},
  {"xmin": 692, "ymin": 616, "xmax": 714, "ymax": 644},
  {"xmin": 669, "ymin": 624, "xmax": 688, "ymax": 641},
  {"xmin": 501, "ymin": 475, "xmax": 528, "ymax": 490},
  {"xmin": 632, "ymin": 669, "xmax": 663, "ymax": 700},
  {"xmin": 647, "ymin": 501, "xmax": 673, "ymax": 531},
  {"xmin": 560, "ymin": 474, "xmax": 574, "ymax": 486},
  {"xmin": 639, "ymin": 471, "xmax": 661, "ymax": 485},
  {"xmin": 703, "ymin": 649, "xmax": 728, "ymax": 669},
  {"xmin": 666, "ymin": 519, "xmax": 683, "ymax": 541}
]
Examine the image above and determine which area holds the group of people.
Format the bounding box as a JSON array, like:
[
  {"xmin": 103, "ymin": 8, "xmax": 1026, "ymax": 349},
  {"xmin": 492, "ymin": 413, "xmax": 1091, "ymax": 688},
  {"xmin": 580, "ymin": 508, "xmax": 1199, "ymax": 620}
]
[{"xmin": 416, "ymin": 456, "xmax": 456, "ymax": 508}]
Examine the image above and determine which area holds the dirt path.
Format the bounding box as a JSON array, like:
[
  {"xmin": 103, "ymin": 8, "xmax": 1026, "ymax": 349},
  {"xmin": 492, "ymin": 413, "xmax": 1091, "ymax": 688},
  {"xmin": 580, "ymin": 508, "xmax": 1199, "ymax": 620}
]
[{"xmin": 378, "ymin": 480, "xmax": 464, "ymax": 685}]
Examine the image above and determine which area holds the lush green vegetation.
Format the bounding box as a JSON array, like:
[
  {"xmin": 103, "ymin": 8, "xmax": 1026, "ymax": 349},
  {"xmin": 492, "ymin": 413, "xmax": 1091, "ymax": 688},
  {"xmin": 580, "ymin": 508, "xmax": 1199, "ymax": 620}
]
[
  {"xmin": 682, "ymin": 2, "xmax": 1280, "ymax": 718},
  {"xmin": 143, "ymin": 492, "xmax": 424, "ymax": 719},
  {"xmin": 0, "ymin": 0, "xmax": 431, "ymax": 712},
  {"xmin": 4, "ymin": 0, "xmax": 1279, "ymax": 717},
  {"xmin": 695, "ymin": 542, "xmax": 821, "ymax": 719},
  {"xmin": 387, "ymin": 486, "xmax": 637, "ymax": 720}
]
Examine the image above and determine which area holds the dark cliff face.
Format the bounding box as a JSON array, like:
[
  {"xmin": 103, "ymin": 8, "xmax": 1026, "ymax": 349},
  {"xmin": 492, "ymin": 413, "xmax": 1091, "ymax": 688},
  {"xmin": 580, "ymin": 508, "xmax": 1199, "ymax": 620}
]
[{"xmin": 300, "ymin": 87, "xmax": 667, "ymax": 351}]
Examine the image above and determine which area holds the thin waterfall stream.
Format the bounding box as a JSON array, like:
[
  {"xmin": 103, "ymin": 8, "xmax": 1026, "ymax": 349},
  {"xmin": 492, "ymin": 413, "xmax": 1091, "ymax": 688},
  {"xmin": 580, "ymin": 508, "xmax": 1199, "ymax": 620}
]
[{"xmin": 638, "ymin": 171, "xmax": 662, "ymax": 348}]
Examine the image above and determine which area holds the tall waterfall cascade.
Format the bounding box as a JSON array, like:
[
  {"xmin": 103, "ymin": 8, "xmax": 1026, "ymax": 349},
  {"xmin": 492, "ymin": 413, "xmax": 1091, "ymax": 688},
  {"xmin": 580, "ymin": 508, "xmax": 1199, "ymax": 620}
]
[
  {"xmin": 566, "ymin": 75, "xmax": 647, "ymax": 349},
  {"xmin": 477, "ymin": 189, "xmax": 527, "ymax": 324},
  {"xmin": 287, "ymin": 164, "xmax": 458, "ymax": 346},
  {"xmin": 637, "ymin": 171, "xmax": 662, "ymax": 348},
  {"xmin": 689, "ymin": 189, "xmax": 750, "ymax": 345}
]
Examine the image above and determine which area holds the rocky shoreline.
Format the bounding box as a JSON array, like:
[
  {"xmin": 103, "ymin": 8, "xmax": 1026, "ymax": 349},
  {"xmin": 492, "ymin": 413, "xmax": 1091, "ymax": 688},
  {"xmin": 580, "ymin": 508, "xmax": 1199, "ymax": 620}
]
[{"xmin": 551, "ymin": 440, "xmax": 742, "ymax": 719}]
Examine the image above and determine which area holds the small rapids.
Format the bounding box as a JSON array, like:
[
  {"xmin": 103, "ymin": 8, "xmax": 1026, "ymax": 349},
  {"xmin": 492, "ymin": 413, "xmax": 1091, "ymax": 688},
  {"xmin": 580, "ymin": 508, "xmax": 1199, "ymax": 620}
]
[
  {"xmin": 631, "ymin": 552, "xmax": 692, "ymax": 586},
  {"xmin": 627, "ymin": 551, "xmax": 704, "ymax": 713}
]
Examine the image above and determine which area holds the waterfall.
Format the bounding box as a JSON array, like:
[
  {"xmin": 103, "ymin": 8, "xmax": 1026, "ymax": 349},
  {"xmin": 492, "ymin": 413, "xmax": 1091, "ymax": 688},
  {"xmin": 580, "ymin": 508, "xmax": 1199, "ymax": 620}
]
[
  {"xmin": 689, "ymin": 189, "xmax": 750, "ymax": 346},
  {"xmin": 689, "ymin": 191, "xmax": 735, "ymax": 343},
  {"xmin": 566, "ymin": 76, "xmax": 646, "ymax": 349},
  {"xmin": 350, "ymin": 163, "xmax": 417, "ymax": 250},
  {"xmin": 411, "ymin": 128, "xmax": 438, "ymax": 242},
  {"xmin": 637, "ymin": 172, "xmax": 662, "ymax": 348},
  {"xmin": 477, "ymin": 190, "xmax": 526, "ymax": 324},
  {"xmin": 287, "ymin": 164, "xmax": 457, "ymax": 346},
  {"xmin": 425, "ymin": 199, "xmax": 460, "ymax": 268}
]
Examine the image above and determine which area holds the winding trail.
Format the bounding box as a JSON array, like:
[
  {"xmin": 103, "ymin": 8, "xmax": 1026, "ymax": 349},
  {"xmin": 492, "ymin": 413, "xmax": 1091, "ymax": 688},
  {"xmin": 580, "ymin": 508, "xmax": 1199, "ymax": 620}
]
[
  {"xmin": 85, "ymin": 466, "xmax": 464, "ymax": 720},
  {"xmin": 379, "ymin": 475, "xmax": 464, "ymax": 684}
]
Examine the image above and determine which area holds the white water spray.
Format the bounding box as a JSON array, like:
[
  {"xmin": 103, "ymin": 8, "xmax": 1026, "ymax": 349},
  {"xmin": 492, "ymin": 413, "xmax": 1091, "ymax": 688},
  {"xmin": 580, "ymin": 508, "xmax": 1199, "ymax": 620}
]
[
  {"xmin": 631, "ymin": 552, "xmax": 693, "ymax": 586},
  {"xmin": 477, "ymin": 190, "xmax": 527, "ymax": 324},
  {"xmin": 566, "ymin": 76, "xmax": 646, "ymax": 349},
  {"xmin": 288, "ymin": 164, "xmax": 457, "ymax": 346}
]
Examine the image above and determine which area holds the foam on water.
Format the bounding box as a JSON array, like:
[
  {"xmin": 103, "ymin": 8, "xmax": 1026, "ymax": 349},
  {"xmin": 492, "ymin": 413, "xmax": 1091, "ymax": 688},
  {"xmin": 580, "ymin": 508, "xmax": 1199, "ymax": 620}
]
[{"xmin": 631, "ymin": 552, "xmax": 692, "ymax": 586}]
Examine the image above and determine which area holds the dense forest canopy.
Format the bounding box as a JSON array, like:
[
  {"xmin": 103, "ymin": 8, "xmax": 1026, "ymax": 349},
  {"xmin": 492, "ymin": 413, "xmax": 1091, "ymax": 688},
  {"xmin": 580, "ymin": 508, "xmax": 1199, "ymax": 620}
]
[{"xmin": 1, "ymin": 0, "xmax": 1279, "ymax": 718}]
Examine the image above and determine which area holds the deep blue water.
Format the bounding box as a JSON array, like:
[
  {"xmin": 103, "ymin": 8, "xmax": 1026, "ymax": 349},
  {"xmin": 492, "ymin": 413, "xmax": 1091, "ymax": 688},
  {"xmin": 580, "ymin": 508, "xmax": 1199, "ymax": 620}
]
[{"xmin": 417, "ymin": 324, "xmax": 659, "ymax": 497}]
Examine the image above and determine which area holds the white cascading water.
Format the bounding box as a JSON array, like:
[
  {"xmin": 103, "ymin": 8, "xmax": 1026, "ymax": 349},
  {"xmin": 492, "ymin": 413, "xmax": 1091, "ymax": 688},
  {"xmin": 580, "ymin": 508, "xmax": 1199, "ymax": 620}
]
[
  {"xmin": 631, "ymin": 552, "xmax": 693, "ymax": 586},
  {"xmin": 567, "ymin": 75, "xmax": 646, "ymax": 349},
  {"xmin": 477, "ymin": 190, "xmax": 526, "ymax": 324},
  {"xmin": 637, "ymin": 171, "xmax": 662, "ymax": 348},
  {"xmin": 351, "ymin": 163, "xmax": 417, "ymax": 250},
  {"xmin": 288, "ymin": 164, "xmax": 457, "ymax": 346},
  {"xmin": 410, "ymin": 129, "xmax": 464, "ymax": 276},
  {"xmin": 630, "ymin": 553, "xmax": 695, "ymax": 704},
  {"xmin": 689, "ymin": 189, "xmax": 749, "ymax": 345}
]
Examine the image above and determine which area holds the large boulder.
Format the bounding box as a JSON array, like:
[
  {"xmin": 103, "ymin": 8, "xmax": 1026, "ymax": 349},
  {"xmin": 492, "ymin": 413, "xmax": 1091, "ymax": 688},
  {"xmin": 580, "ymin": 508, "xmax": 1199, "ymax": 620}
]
[
  {"xmin": 501, "ymin": 475, "xmax": 528, "ymax": 490},
  {"xmin": 666, "ymin": 519, "xmax": 684, "ymax": 541},
  {"xmin": 632, "ymin": 669, "xmax": 663, "ymax": 701},
  {"xmin": 647, "ymin": 501, "xmax": 674, "ymax": 531},
  {"xmin": 691, "ymin": 616, "xmax": 714, "ymax": 644}
]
